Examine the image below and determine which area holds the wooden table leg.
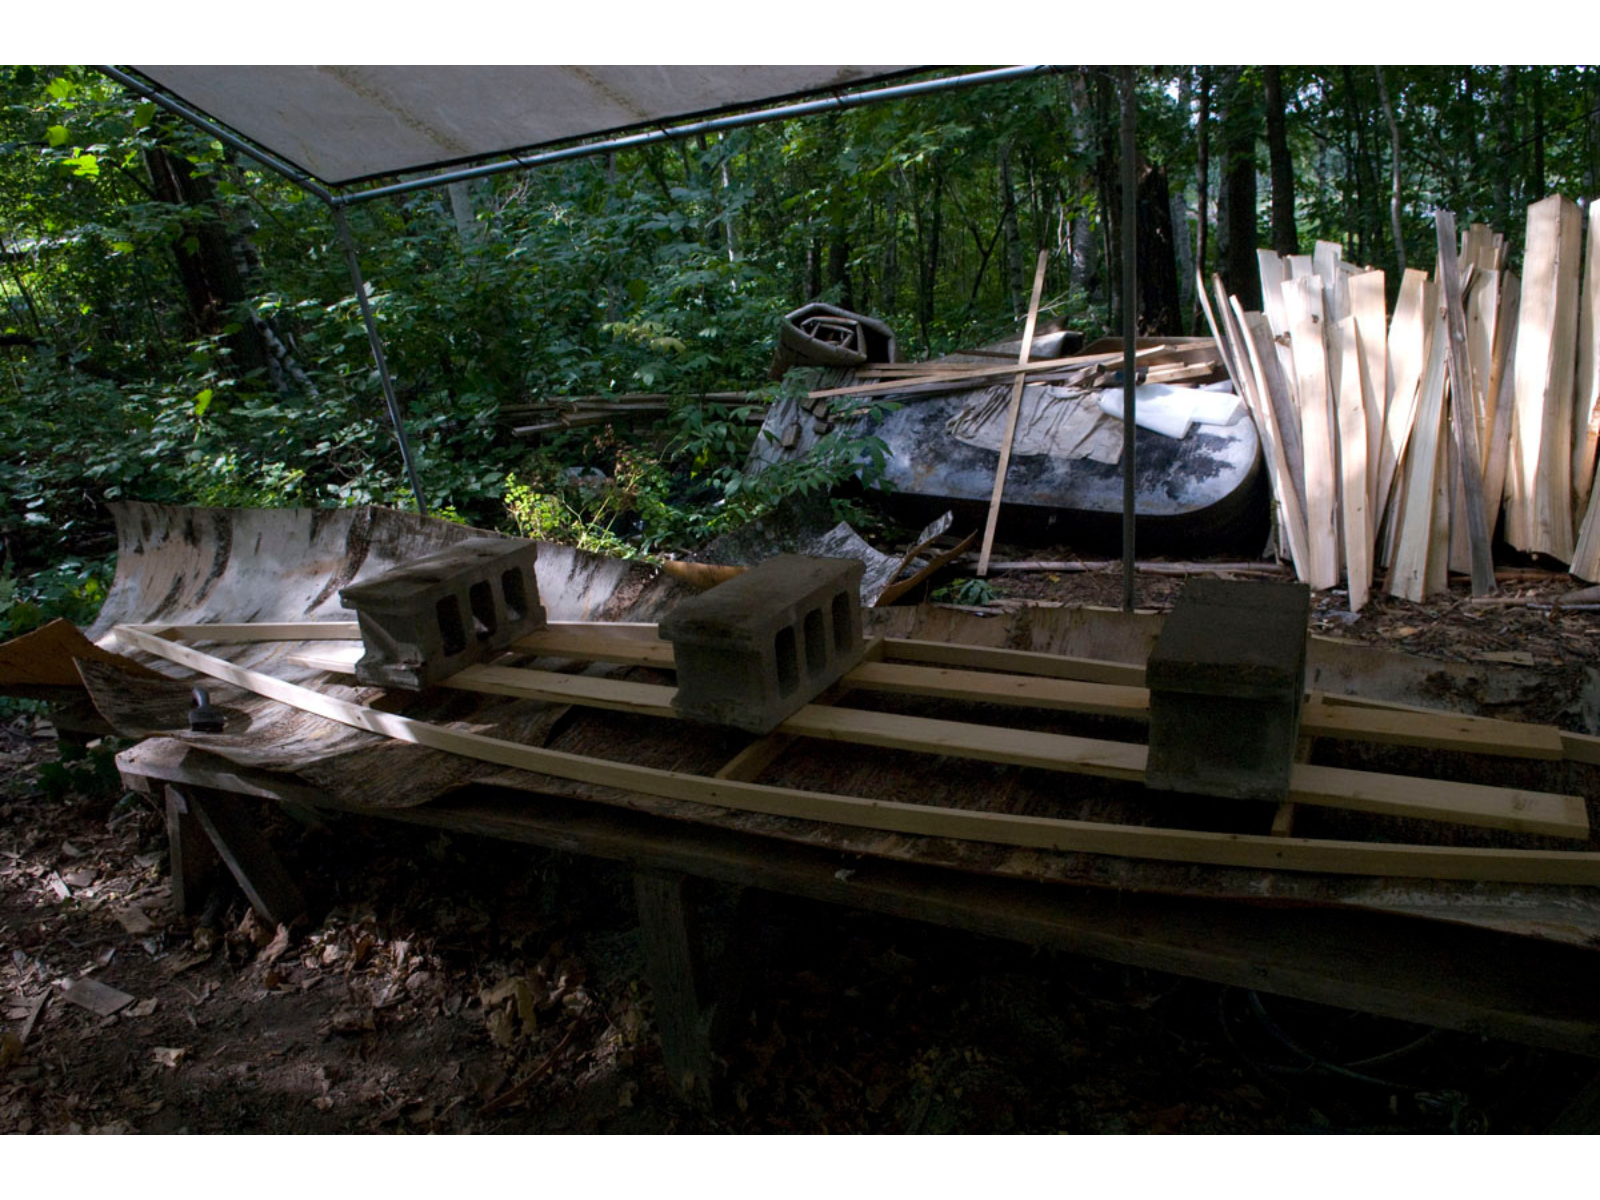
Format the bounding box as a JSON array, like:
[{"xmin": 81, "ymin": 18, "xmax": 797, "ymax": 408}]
[
  {"xmin": 634, "ymin": 871, "xmax": 718, "ymax": 1109},
  {"xmin": 164, "ymin": 784, "xmax": 219, "ymax": 917}
]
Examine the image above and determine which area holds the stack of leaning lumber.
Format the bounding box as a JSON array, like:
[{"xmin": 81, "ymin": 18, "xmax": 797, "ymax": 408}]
[{"xmin": 1206, "ymin": 195, "xmax": 1600, "ymax": 611}]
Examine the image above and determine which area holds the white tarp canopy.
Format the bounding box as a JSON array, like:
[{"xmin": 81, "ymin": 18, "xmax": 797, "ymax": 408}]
[{"xmin": 131, "ymin": 65, "xmax": 908, "ymax": 186}]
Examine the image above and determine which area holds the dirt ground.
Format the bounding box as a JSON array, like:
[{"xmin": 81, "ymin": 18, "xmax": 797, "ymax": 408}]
[{"xmin": 4, "ymin": 563, "xmax": 1600, "ymax": 1135}]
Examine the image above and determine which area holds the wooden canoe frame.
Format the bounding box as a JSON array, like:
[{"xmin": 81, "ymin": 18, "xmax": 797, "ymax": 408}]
[{"xmin": 106, "ymin": 621, "xmax": 1600, "ymax": 884}]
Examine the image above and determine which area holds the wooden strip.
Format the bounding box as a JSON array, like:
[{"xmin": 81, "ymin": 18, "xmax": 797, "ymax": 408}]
[
  {"xmin": 1284, "ymin": 277, "xmax": 1340, "ymax": 589},
  {"xmin": 1347, "ymin": 270, "xmax": 1388, "ymax": 513},
  {"xmin": 1336, "ymin": 316, "xmax": 1372, "ymax": 612},
  {"xmin": 803, "ymin": 349, "xmax": 1147, "ymax": 401},
  {"xmin": 143, "ymin": 628, "xmax": 1588, "ymax": 843},
  {"xmin": 1435, "ymin": 210, "xmax": 1497, "ymax": 594},
  {"xmin": 111, "ymin": 624, "xmax": 1600, "ymax": 885},
  {"xmin": 1243, "ymin": 311, "xmax": 1308, "ymax": 518},
  {"xmin": 876, "ymin": 530, "xmax": 977, "ymax": 607},
  {"xmin": 163, "ymin": 621, "xmax": 1573, "ymax": 767},
  {"xmin": 293, "ymin": 645, "xmax": 1569, "ymax": 766},
  {"xmin": 1375, "ymin": 269, "xmax": 1432, "ymax": 540},
  {"xmin": 1388, "ymin": 302, "xmax": 1450, "ymax": 602},
  {"xmin": 1509, "ymin": 194, "xmax": 1583, "ymax": 561},
  {"xmin": 1225, "ymin": 294, "xmax": 1308, "ymax": 576},
  {"xmin": 1229, "ymin": 300, "xmax": 1310, "ymax": 577},
  {"xmin": 1482, "ymin": 272, "xmax": 1523, "ymax": 544},
  {"xmin": 977, "ymin": 250, "xmax": 1050, "ymax": 577}
]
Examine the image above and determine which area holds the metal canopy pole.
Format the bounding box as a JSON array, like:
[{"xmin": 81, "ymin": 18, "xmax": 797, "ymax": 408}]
[
  {"xmin": 332, "ymin": 208, "xmax": 428, "ymax": 516},
  {"xmin": 334, "ymin": 65, "xmax": 1052, "ymax": 207},
  {"xmin": 1119, "ymin": 67, "xmax": 1138, "ymax": 614}
]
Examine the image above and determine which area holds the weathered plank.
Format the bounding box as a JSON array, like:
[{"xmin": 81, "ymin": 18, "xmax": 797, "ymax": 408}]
[
  {"xmin": 1573, "ymin": 198, "xmax": 1600, "ymax": 516},
  {"xmin": 1347, "ymin": 269, "xmax": 1388, "ymax": 512},
  {"xmin": 1375, "ymin": 270, "xmax": 1433, "ymax": 545}
]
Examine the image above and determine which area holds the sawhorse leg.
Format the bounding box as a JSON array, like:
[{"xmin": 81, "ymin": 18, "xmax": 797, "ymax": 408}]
[{"xmin": 167, "ymin": 785, "xmax": 306, "ymax": 927}]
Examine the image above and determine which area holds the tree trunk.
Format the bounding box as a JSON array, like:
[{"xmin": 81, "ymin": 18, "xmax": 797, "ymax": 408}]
[
  {"xmin": 880, "ymin": 188, "xmax": 899, "ymax": 312},
  {"xmin": 1496, "ymin": 66, "xmax": 1517, "ymax": 235},
  {"xmin": 1067, "ymin": 68, "xmax": 1102, "ymax": 303},
  {"xmin": 1137, "ymin": 164, "xmax": 1182, "ymax": 335},
  {"xmin": 1532, "ymin": 69, "xmax": 1547, "ymax": 199},
  {"xmin": 1340, "ymin": 66, "xmax": 1384, "ymax": 266},
  {"xmin": 143, "ymin": 144, "xmax": 268, "ymax": 376},
  {"xmin": 1263, "ymin": 66, "xmax": 1298, "ymax": 256},
  {"xmin": 827, "ymin": 223, "xmax": 853, "ymax": 311},
  {"xmin": 718, "ymin": 135, "xmax": 739, "ymax": 263},
  {"xmin": 1374, "ymin": 65, "xmax": 1407, "ymax": 273},
  {"xmin": 999, "ymin": 139, "xmax": 1024, "ymax": 319},
  {"xmin": 1218, "ymin": 68, "xmax": 1261, "ymax": 311}
]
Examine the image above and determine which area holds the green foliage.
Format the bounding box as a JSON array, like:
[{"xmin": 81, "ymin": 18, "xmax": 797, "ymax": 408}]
[
  {"xmin": 932, "ymin": 577, "xmax": 1000, "ymax": 606},
  {"xmin": 3, "ymin": 62, "xmax": 1600, "ymax": 604},
  {"xmin": 37, "ymin": 736, "xmax": 125, "ymax": 802}
]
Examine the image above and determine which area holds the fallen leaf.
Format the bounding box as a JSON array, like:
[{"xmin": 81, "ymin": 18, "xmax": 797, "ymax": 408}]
[
  {"xmin": 61, "ymin": 869, "xmax": 96, "ymax": 889},
  {"xmin": 59, "ymin": 840, "xmax": 84, "ymax": 859},
  {"xmin": 259, "ymin": 924, "xmax": 292, "ymax": 965},
  {"xmin": 617, "ymin": 1080, "xmax": 637, "ymax": 1109},
  {"xmin": 0, "ymin": 1032, "xmax": 21, "ymax": 1070},
  {"xmin": 129, "ymin": 998, "xmax": 158, "ymax": 1018},
  {"xmin": 151, "ymin": 1046, "xmax": 186, "ymax": 1069}
]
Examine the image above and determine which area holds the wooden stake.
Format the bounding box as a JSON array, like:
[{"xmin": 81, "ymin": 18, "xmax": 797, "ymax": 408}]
[{"xmin": 976, "ymin": 249, "xmax": 1049, "ymax": 577}]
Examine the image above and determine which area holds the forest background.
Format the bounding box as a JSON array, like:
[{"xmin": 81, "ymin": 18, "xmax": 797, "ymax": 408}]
[{"xmin": 4, "ymin": 63, "xmax": 1599, "ymax": 638}]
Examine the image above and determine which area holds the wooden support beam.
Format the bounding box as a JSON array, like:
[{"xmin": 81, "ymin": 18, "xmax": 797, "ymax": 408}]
[
  {"xmin": 113, "ymin": 625, "xmax": 1600, "ymax": 883},
  {"xmin": 180, "ymin": 786, "xmax": 306, "ymax": 926}
]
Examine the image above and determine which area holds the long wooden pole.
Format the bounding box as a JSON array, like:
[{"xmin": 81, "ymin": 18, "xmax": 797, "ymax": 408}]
[
  {"xmin": 109, "ymin": 625, "xmax": 1600, "ymax": 884},
  {"xmin": 976, "ymin": 249, "xmax": 1050, "ymax": 577}
]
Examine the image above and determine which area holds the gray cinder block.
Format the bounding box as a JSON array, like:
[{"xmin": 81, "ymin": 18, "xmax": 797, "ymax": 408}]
[
  {"xmin": 1143, "ymin": 577, "xmax": 1311, "ymax": 802},
  {"xmin": 661, "ymin": 554, "xmax": 866, "ymax": 733},
  {"xmin": 339, "ymin": 537, "xmax": 547, "ymax": 690}
]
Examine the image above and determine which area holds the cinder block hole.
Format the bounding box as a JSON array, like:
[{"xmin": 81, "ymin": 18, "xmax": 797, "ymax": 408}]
[
  {"xmin": 436, "ymin": 595, "xmax": 466, "ymax": 656},
  {"xmin": 774, "ymin": 625, "xmax": 799, "ymax": 697},
  {"xmin": 469, "ymin": 580, "xmax": 498, "ymax": 641},
  {"xmin": 803, "ymin": 608, "xmax": 827, "ymax": 675},
  {"xmin": 831, "ymin": 591, "xmax": 853, "ymax": 653},
  {"xmin": 501, "ymin": 568, "xmax": 528, "ymax": 622}
]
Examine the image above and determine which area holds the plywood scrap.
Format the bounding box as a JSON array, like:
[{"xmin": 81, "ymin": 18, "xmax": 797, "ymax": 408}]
[
  {"xmin": 1507, "ymin": 194, "xmax": 1583, "ymax": 561},
  {"xmin": 61, "ymin": 978, "xmax": 136, "ymax": 1017}
]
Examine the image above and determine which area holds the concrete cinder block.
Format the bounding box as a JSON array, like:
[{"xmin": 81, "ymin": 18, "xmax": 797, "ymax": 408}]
[
  {"xmin": 1143, "ymin": 578, "xmax": 1310, "ymax": 802},
  {"xmin": 661, "ymin": 553, "xmax": 865, "ymax": 733},
  {"xmin": 339, "ymin": 537, "xmax": 547, "ymax": 690}
]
